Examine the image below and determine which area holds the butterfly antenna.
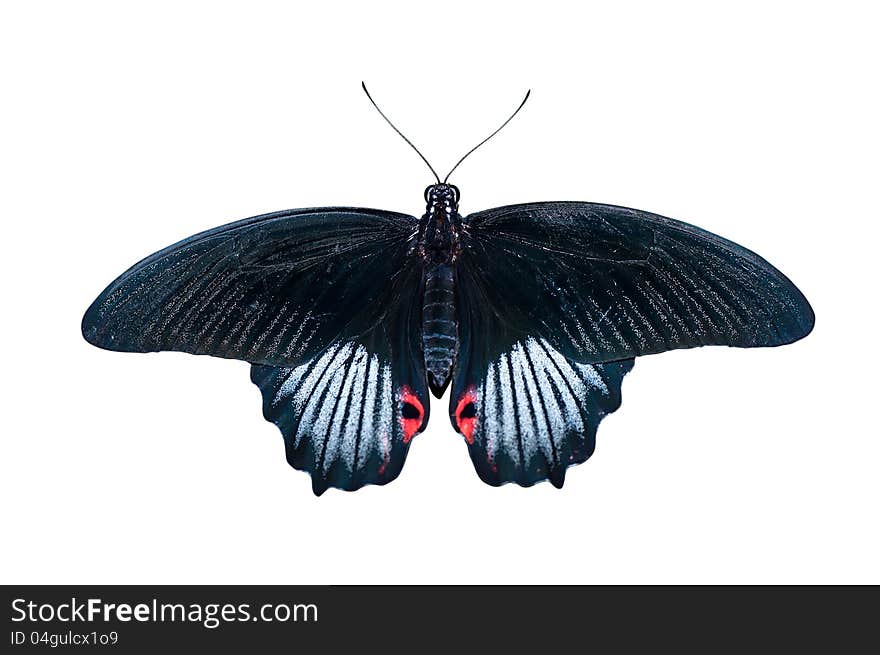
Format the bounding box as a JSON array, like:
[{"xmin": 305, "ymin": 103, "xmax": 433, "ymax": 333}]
[
  {"xmin": 443, "ymin": 90, "xmax": 531, "ymax": 183},
  {"xmin": 361, "ymin": 82, "xmax": 441, "ymax": 184}
]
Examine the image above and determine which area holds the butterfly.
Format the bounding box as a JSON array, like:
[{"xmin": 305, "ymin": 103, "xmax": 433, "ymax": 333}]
[{"xmin": 82, "ymin": 84, "xmax": 814, "ymax": 495}]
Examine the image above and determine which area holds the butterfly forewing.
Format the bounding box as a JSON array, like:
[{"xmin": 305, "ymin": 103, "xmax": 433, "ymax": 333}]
[
  {"xmin": 82, "ymin": 207, "xmax": 420, "ymax": 369},
  {"xmin": 460, "ymin": 202, "xmax": 814, "ymax": 365}
]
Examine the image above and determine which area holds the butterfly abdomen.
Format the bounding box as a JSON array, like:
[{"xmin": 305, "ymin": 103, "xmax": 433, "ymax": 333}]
[{"xmin": 422, "ymin": 263, "xmax": 458, "ymax": 397}]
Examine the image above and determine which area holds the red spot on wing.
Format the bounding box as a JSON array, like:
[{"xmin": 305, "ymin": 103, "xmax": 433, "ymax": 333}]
[
  {"xmin": 399, "ymin": 385, "xmax": 424, "ymax": 444},
  {"xmin": 454, "ymin": 386, "xmax": 478, "ymax": 445}
]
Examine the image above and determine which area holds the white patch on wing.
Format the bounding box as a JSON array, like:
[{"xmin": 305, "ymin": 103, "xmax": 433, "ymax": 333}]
[
  {"xmin": 575, "ymin": 360, "xmax": 608, "ymax": 395},
  {"xmin": 533, "ymin": 339, "xmax": 585, "ymax": 433},
  {"xmin": 495, "ymin": 351, "xmax": 520, "ymax": 468},
  {"xmin": 339, "ymin": 348, "xmax": 370, "ymax": 472},
  {"xmin": 310, "ymin": 348, "xmax": 352, "ymax": 470},
  {"xmin": 265, "ymin": 342, "xmax": 405, "ymax": 478},
  {"xmin": 322, "ymin": 348, "xmax": 361, "ymax": 473},
  {"xmin": 509, "ymin": 343, "xmax": 542, "ymax": 466},
  {"xmin": 294, "ymin": 342, "xmax": 353, "ymax": 450},
  {"xmin": 476, "ymin": 337, "xmax": 615, "ymax": 467},
  {"xmin": 483, "ymin": 364, "xmax": 499, "ymax": 461},
  {"xmin": 524, "ymin": 338, "xmax": 566, "ymax": 453},
  {"xmin": 377, "ymin": 364, "xmax": 393, "ymax": 465},
  {"xmin": 516, "ymin": 342, "xmax": 556, "ymax": 464},
  {"xmin": 356, "ymin": 353, "xmax": 381, "ymax": 470},
  {"xmin": 274, "ymin": 341, "xmax": 336, "ymax": 407}
]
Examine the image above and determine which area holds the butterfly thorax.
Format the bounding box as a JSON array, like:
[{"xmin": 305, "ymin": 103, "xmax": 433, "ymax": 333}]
[
  {"xmin": 418, "ymin": 184, "xmax": 462, "ymax": 261},
  {"xmin": 419, "ymin": 184, "xmax": 462, "ymax": 397}
]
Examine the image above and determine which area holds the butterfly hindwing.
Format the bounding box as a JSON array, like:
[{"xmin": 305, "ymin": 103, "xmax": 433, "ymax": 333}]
[
  {"xmin": 450, "ymin": 332, "xmax": 633, "ymax": 488},
  {"xmin": 460, "ymin": 202, "xmax": 814, "ymax": 365},
  {"xmin": 250, "ymin": 259, "xmax": 429, "ymax": 495},
  {"xmin": 251, "ymin": 343, "xmax": 429, "ymax": 495},
  {"xmin": 452, "ymin": 259, "xmax": 633, "ymax": 487}
]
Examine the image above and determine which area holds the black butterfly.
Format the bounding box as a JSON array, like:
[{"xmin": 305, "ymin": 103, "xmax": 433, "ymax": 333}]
[{"xmin": 82, "ymin": 85, "xmax": 814, "ymax": 495}]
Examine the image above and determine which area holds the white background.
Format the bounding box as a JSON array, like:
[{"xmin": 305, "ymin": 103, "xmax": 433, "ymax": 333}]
[{"xmin": 1, "ymin": 1, "xmax": 877, "ymax": 584}]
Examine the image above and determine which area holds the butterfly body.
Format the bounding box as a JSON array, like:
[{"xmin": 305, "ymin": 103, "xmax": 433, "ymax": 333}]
[
  {"xmin": 421, "ymin": 262, "xmax": 458, "ymax": 397},
  {"xmin": 418, "ymin": 183, "xmax": 464, "ymax": 396}
]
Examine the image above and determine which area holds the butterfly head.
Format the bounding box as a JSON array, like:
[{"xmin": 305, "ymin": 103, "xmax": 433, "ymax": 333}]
[{"xmin": 424, "ymin": 183, "xmax": 460, "ymax": 213}]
